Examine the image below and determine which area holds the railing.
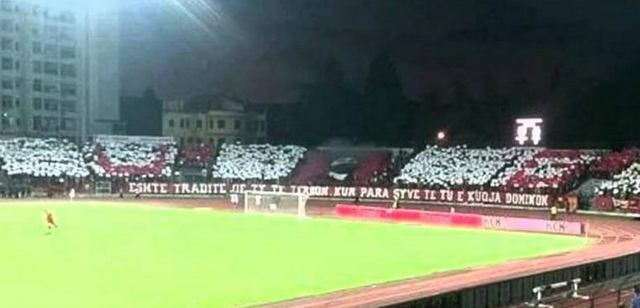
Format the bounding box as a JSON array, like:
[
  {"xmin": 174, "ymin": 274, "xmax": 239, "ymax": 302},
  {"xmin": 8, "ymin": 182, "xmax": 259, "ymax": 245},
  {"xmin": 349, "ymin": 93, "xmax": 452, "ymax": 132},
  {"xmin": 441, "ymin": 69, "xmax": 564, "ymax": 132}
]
[
  {"xmin": 381, "ymin": 250, "xmax": 640, "ymax": 308},
  {"xmin": 529, "ymin": 272, "xmax": 640, "ymax": 308}
]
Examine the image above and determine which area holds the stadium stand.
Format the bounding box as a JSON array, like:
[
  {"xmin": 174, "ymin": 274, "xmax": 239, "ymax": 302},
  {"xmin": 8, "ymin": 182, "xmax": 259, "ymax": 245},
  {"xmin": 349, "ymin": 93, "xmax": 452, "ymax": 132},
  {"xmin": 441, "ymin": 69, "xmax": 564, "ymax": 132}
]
[
  {"xmin": 291, "ymin": 151, "xmax": 329, "ymax": 185},
  {"xmin": 0, "ymin": 138, "xmax": 88, "ymax": 178},
  {"xmin": 590, "ymin": 149, "xmax": 640, "ymax": 178},
  {"xmin": 395, "ymin": 145, "xmax": 527, "ymax": 189},
  {"xmin": 596, "ymin": 163, "xmax": 640, "ymax": 199},
  {"xmin": 291, "ymin": 149, "xmax": 392, "ymax": 185},
  {"xmin": 211, "ymin": 143, "xmax": 306, "ymax": 180},
  {"xmin": 496, "ymin": 150, "xmax": 599, "ymax": 193},
  {"xmin": 179, "ymin": 144, "xmax": 214, "ymax": 168},
  {"xmin": 84, "ymin": 135, "xmax": 177, "ymax": 178},
  {"xmin": 1, "ymin": 133, "xmax": 637, "ymax": 214},
  {"xmin": 352, "ymin": 152, "xmax": 391, "ymax": 185},
  {"xmin": 490, "ymin": 148, "xmax": 539, "ymax": 189}
]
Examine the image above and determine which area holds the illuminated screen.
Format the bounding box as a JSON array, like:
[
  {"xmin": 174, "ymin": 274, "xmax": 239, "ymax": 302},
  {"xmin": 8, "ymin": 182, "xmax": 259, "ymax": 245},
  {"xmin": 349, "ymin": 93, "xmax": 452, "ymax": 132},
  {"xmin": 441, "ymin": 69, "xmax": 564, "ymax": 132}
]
[{"xmin": 514, "ymin": 118, "xmax": 543, "ymax": 146}]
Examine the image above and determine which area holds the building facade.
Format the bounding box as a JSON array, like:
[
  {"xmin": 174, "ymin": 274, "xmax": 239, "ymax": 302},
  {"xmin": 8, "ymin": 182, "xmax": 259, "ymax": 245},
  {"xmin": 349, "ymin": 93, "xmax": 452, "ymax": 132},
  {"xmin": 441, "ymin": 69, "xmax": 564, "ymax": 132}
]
[
  {"xmin": 0, "ymin": 0, "xmax": 120, "ymax": 143},
  {"xmin": 163, "ymin": 97, "xmax": 267, "ymax": 147}
]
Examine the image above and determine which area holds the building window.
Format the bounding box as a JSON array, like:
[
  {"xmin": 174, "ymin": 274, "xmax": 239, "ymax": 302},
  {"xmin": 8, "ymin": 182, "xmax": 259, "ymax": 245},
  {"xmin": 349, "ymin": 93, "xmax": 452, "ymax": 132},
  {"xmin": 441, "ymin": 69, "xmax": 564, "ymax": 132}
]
[
  {"xmin": 217, "ymin": 119, "xmax": 226, "ymax": 129},
  {"xmin": 168, "ymin": 119, "xmax": 174, "ymax": 128},
  {"xmin": 179, "ymin": 119, "xmax": 184, "ymax": 128},
  {"xmin": 61, "ymin": 118, "xmax": 76, "ymax": 131},
  {"xmin": 33, "ymin": 60, "xmax": 42, "ymax": 74},
  {"xmin": 187, "ymin": 137, "xmax": 193, "ymax": 144},
  {"xmin": 196, "ymin": 138, "xmax": 202, "ymax": 144},
  {"xmin": 33, "ymin": 98, "xmax": 42, "ymax": 110},
  {"xmin": 1, "ymin": 79, "xmax": 12, "ymax": 89},
  {"xmin": 61, "ymin": 100, "xmax": 75, "ymax": 112},
  {"xmin": 234, "ymin": 119, "xmax": 241, "ymax": 130},
  {"xmin": 44, "ymin": 25, "xmax": 58, "ymax": 36},
  {"xmin": 33, "ymin": 116, "xmax": 42, "ymax": 130},
  {"xmin": 60, "ymin": 46, "xmax": 75, "ymax": 59},
  {"xmin": 1, "ymin": 37, "xmax": 12, "ymax": 51},
  {"xmin": 1, "ymin": 57, "xmax": 12, "ymax": 70},
  {"xmin": 44, "ymin": 99, "xmax": 58, "ymax": 111},
  {"xmin": 208, "ymin": 120, "xmax": 214, "ymax": 129},
  {"xmin": 60, "ymin": 64, "xmax": 75, "ymax": 77},
  {"xmin": 196, "ymin": 119, "xmax": 202, "ymax": 129},
  {"xmin": 0, "ymin": 19, "xmax": 12, "ymax": 32},
  {"xmin": 0, "ymin": 2, "xmax": 11, "ymax": 12},
  {"xmin": 60, "ymin": 83, "xmax": 75, "ymax": 96},
  {"xmin": 259, "ymin": 121, "xmax": 265, "ymax": 132},
  {"xmin": 180, "ymin": 137, "xmax": 184, "ymax": 145},
  {"xmin": 43, "ymin": 117, "xmax": 58, "ymax": 131},
  {"xmin": 209, "ymin": 138, "xmax": 214, "ymax": 144},
  {"xmin": 44, "ymin": 62, "xmax": 58, "ymax": 75},
  {"xmin": 2, "ymin": 116, "xmax": 9, "ymax": 129},
  {"xmin": 43, "ymin": 83, "xmax": 57, "ymax": 93},
  {"xmin": 33, "ymin": 79, "xmax": 42, "ymax": 92},
  {"xmin": 32, "ymin": 42, "xmax": 42, "ymax": 54},
  {"xmin": 2, "ymin": 95, "xmax": 12, "ymax": 108},
  {"xmin": 44, "ymin": 44, "xmax": 57, "ymax": 58},
  {"xmin": 60, "ymin": 27, "xmax": 74, "ymax": 42},
  {"xmin": 185, "ymin": 119, "xmax": 190, "ymax": 128}
]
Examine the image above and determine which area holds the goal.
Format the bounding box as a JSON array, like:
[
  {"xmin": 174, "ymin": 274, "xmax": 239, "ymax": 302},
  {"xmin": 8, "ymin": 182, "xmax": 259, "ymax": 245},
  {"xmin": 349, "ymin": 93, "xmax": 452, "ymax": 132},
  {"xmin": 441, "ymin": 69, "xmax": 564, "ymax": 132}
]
[
  {"xmin": 95, "ymin": 181, "xmax": 112, "ymax": 196},
  {"xmin": 243, "ymin": 190, "xmax": 308, "ymax": 217}
]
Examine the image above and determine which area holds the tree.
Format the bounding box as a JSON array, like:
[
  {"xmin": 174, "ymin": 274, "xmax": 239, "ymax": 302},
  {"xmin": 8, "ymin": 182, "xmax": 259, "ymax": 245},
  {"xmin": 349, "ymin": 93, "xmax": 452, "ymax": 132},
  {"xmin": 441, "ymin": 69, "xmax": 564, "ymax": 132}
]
[
  {"xmin": 289, "ymin": 56, "xmax": 360, "ymax": 145},
  {"xmin": 362, "ymin": 51, "xmax": 411, "ymax": 145}
]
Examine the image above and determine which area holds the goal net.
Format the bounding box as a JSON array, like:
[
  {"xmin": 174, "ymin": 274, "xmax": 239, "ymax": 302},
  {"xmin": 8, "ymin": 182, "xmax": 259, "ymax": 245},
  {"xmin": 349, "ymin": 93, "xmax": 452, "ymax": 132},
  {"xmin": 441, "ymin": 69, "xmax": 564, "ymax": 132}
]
[
  {"xmin": 243, "ymin": 190, "xmax": 308, "ymax": 217},
  {"xmin": 95, "ymin": 181, "xmax": 112, "ymax": 196}
]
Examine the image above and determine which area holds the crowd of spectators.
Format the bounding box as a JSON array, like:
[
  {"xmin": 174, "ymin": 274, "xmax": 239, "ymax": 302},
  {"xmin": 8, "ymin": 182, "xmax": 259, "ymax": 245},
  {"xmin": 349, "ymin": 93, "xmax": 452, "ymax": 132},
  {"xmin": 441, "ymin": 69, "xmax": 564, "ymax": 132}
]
[
  {"xmin": 590, "ymin": 149, "xmax": 640, "ymax": 178},
  {"xmin": 84, "ymin": 138, "xmax": 177, "ymax": 178},
  {"xmin": 596, "ymin": 163, "xmax": 640, "ymax": 199},
  {"xmin": 352, "ymin": 152, "xmax": 390, "ymax": 186},
  {"xmin": 490, "ymin": 148, "xmax": 539, "ymax": 189},
  {"xmin": 291, "ymin": 151, "xmax": 327, "ymax": 184},
  {"xmin": 1, "ymin": 134, "xmax": 639, "ymax": 210},
  {"xmin": 0, "ymin": 138, "xmax": 88, "ymax": 178},
  {"xmin": 394, "ymin": 145, "xmax": 525, "ymax": 189},
  {"xmin": 179, "ymin": 144, "xmax": 214, "ymax": 168},
  {"xmin": 495, "ymin": 150, "xmax": 598, "ymax": 193},
  {"xmin": 212, "ymin": 143, "xmax": 306, "ymax": 181}
]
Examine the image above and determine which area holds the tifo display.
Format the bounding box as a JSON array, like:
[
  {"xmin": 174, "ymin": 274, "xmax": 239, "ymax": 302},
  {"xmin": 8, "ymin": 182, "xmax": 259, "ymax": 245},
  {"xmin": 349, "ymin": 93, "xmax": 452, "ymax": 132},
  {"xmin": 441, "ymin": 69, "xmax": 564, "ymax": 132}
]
[{"xmin": 0, "ymin": 136, "xmax": 637, "ymax": 213}]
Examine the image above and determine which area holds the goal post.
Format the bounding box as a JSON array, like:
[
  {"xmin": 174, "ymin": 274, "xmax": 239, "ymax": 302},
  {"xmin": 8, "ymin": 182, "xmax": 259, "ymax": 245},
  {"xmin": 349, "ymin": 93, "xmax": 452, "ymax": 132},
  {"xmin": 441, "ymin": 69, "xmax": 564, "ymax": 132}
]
[{"xmin": 242, "ymin": 190, "xmax": 308, "ymax": 217}]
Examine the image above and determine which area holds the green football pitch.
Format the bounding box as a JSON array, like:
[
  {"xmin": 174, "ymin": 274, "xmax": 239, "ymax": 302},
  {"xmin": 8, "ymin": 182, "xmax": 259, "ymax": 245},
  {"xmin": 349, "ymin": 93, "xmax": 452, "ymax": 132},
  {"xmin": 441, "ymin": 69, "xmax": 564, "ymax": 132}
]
[{"xmin": 0, "ymin": 201, "xmax": 587, "ymax": 308}]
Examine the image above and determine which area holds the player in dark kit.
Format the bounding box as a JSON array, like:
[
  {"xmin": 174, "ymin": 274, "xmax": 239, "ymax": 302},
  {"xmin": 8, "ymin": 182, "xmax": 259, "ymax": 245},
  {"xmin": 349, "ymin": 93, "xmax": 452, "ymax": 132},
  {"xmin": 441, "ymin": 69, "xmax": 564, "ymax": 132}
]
[{"xmin": 44, "ymin": 210, "xmax": 58, "ymax": 234}]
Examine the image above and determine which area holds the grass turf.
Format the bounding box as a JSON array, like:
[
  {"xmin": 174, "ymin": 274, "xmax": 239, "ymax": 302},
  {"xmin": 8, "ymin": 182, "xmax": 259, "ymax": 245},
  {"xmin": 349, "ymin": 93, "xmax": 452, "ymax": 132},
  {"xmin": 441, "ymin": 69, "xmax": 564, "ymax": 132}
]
[{"xmin": 0, "ymin": 201, "xmax": 587, "ymax": 308}]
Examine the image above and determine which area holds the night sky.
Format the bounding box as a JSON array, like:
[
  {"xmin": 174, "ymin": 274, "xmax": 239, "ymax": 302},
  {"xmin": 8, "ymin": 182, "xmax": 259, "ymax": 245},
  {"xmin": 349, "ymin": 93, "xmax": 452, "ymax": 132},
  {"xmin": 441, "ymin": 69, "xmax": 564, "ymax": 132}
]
[{"xmin": 120, "ymin": 0, "xmax": 640, "ymax": 103}]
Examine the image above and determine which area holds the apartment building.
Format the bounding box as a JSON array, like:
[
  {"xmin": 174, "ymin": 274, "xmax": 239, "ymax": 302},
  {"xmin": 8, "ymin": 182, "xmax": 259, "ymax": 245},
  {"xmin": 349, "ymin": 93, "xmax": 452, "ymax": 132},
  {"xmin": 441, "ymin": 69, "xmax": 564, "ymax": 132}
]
[{"xmin": 0, "ymin": 0, "xmax": 120, "ymax": 142}]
